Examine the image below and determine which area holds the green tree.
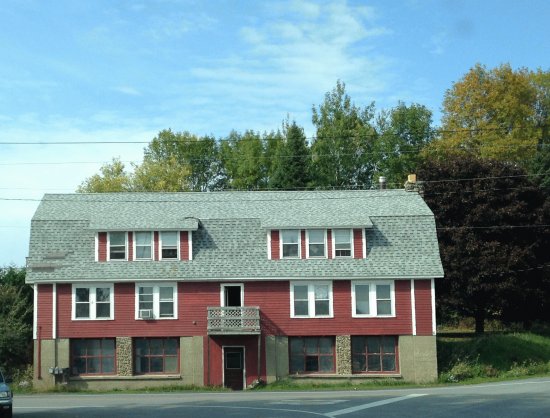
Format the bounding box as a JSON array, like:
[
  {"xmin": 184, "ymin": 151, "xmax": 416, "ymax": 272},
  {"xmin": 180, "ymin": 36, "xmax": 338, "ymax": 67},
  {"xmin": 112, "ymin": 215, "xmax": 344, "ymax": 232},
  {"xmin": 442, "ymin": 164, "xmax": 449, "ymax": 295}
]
[
  {"xmin": 269, "ymin": 120, "xmax": 311, "ymax": 190},
  {"xmin": 220, "ymin": 130, "xmax": 266, "ymax": 189},
  {"xmin": 419, "ymin": 156, "xmax": 548, "ymax": 333},
  {"xmin": 311, "ymin": 80, "xmax": 377, "ymax": 188},
  {"xmin": 431, "ymin": 63, "xmax": 549, "ymax": 163},
  {"xmin": 77, "ymin": 158, "xmax": 132, "ymax": 192},
  {"xmin": 0, "ymin": 267, "xmax": 32, "ymax": 374},
  {"xmin": 373, "ymin": 102, "xmax": 435, "ymax": 187}
]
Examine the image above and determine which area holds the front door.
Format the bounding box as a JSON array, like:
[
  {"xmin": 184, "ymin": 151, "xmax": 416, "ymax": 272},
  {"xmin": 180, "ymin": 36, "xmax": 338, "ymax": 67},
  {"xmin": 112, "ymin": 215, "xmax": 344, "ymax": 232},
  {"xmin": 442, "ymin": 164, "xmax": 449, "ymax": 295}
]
[{"xmin": 224, "ymin": 346, "xmax": 244, "ymax": 390}]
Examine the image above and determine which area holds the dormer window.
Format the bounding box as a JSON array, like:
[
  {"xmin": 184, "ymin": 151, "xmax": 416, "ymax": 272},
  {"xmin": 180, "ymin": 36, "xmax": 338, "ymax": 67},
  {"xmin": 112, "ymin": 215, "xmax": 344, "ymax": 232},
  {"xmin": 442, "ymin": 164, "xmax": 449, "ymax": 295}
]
[
  {"xmin": 333, "ymin": 229, "xmax": 352, "ymax": 258},
  {"xmin": 281, "ymin": 230, "xmax": 300, "ymax": 258},
  {"xmin": 108, "ymin": 232, "xmax": 127, "ymax": 260},
  {"xmin": 135, "ymin": 232, "xmax": 152, "ymax": 260},
  {"xmin": 160, "ymin": 231, "xmax": 178, "ymax": 260},
  {"xmin": 307, "ymin": 230, "xmax": 326, "ymax": 258}
]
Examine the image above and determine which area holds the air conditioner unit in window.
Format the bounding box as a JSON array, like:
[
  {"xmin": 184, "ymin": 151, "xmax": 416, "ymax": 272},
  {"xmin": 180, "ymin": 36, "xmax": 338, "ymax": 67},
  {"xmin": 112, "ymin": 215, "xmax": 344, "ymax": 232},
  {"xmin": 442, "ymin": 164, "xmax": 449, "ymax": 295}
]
[{"xmin": 139, "ymin": 309, "xmax": 153, "ymax": 319}]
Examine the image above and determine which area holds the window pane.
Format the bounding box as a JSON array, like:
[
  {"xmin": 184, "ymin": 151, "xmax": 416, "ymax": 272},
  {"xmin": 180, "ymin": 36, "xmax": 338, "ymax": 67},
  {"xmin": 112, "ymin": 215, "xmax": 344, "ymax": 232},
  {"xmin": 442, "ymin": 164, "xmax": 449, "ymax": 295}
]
[
  {"xmin": 159, "ymin": 287, "xmax": 173, "ymax": 300},
  {"xmin": 294, "ymin": 301, "xmax": 308, "ymax": 315},
  {"xmin": 309, "ymin": 243, "xmax": 325, "ymax": 257},
  {"xmin": 76, "ymin": 304, "xmax": 90, "ymax": 318},
  {"xmin": 320, "ymin": 356, "xmax": 333, "ymax": 372},
  {"xmin": 294, "ymin": 285, "xmax": 308, "ymax": 300},
  {"xmin": 355, "ymin": 284, "xmax": 370, "ymax": 315},
  {"xmin": 226, "ymin": 353, "xmax": 242, "ymax": 369},
  {"xmin": 87, "ymin": 357, "xmax": 100, "ymax": 374},
  {"xmin": 150, "ymin": 339, "xmax": 163, "ymax": 355},
  {"xmin": 283, "ymin": 243, "xmax": 299, "ymax": 258},
  {"xmin": 164, "ymin": 338, "xmax": 178, "ymax": 355},
  {"xmin": 367, "ymin": 337, "xmax": 381, "ymax": 354},
  {"xmin": 110, "ymin": 248, "xmax": 126, "ymax": 259},
  {"xmin": 162, "ymin": 248, "xmax": 178, "ymax": 259},
  {"xmin": 377, "ymin": 300, "xmax": 392, "ymax": 315},
  {"xmin": 139, "ymin": 286, "xmax": 153, "ymax": 296},
  {"xmin": 73, "ymin": 358, "xmax": 86, "ymax": 374},
  {"xmin": 319, "ymin": 338, "xmax": 332, "ymax": 354},
  {"xmin": 290, "ymin": 338, "xmax": 304, "ymax": 355},
  {"xmin": 160, "ymin": 302, "xmax": 174, "ymax": 317},
  {"xmin": 315, "ymin": 300, "xmax": 329, "ymax": 315},
  {"xmin": 135, "ymin": 232, "xmax": 151, "ymax": 245},
  {"xmin": 367, "ymin": 355, "xmax": 382, "ymax": 371},
  {"xmin": 76, "ymin": 288, "xmax": 89, "ymax": 302},
  {"xmin": 352, "ymin": 354, "xmax": 366, "ymax": 372},
  {"xmin": 377, "ymin": 285, "xmax": 391, "ymax": 300},
  {"xmin": 110, "ymin": 232, "xmax": 125, "ymax": 246},
  {"xmin": 72, "ymin": 340, "xmax": 86, "ymax": 356},
  {"xmin": 96, "ymin": 303, "xmax": 110, "ymax": 318},
  {"xmin": 101, "ymin": 357, "xmax": 115, "ymax": 374},
  {"xmin": 315, "ymin": 285, "xmax": 329, "ymax": 300},
  {"xmin": 309, "ymin": 229, "xmax": 324, "ymax": 242},
  {"xmin": 282, "ymin": 230, "xmax": 299, "ymax": 244},
  {"xmin": 305, "ymin": 338, "xmax": 318, "ymax": 355},
  {"xmin": 96, "ymin": 288, "xmax": 110, "ymax": 302},
  {"xmin": 334, "ymin": 229, "xmax": 350, "ymax": 244},
  {"xmin": 352, "ymin": 337, "xmax": 366, "ymax": 354},
  {"xmin": 150, "ymin": 357, "xmax": 164, "ymax": 372},
  {"xmin": 102, "ymin": 339, "xmax": 115, "ymax": 355},
  {"xmin": 382, "ymin": 355, "xmax": 396, "ymax": 371},
  {"xmin": 290, "ymin": 355, "xmax": 304, "ymax": 373},
  {"xmin": 161, "ymin": 231, "xmax": 177, "ymax": 246},
  {"xmin": 135, "ymin": 339, "xmax": 147, "ymax": 355},
  {"xmin": 381, "ymin": 337, "xmax": 396, "ymax": 353},
  {"xmin": 305, "ymin": 356, "xmax": 319, "ymax": 371},
  {"xmin": 136, "ymin": 246, "xmax": 151, "ymax": 259}
]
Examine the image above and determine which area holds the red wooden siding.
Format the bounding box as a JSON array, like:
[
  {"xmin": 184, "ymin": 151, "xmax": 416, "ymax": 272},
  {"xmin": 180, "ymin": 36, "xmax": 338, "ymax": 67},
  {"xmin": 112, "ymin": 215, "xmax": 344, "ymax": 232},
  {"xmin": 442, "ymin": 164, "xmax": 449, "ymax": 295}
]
[
  {"xmin": 327, "ymin": 229, "xmax": 333, "ymax": 259},
  {"xmin": 54, "ymin": 280, "xmax": 413, "ymax": 339},
  {"xmin": 180, "ymin": 231, "xmax": 189, "ymax": 261},
  {"xmin": 353, "ymin": 229, "xmax": 363, "ymax": 259},
  {"xmin": 128, "ymin": 232, "xmax": 133, "ymax": 261},
  {"xmin": 204, "ymin": 335, "xmax": 265, "ymax": 387},
  {"xmin": 301, "ymin": 230, "xmax": 306, "ymax": 259},
  {"xmin": 37, "ymin": 284, "xmax": 53, "ymax": 339},
  {"xmin": 270, "ymin": 230, "xmax": 280, "ymax": 260},
  {"xmin": 98, "ymin": 232, "xmax": 107, "ymax": 262},
  {"xmin": 414, "ymin": 280, "xmax": 433, "ymax": 335},
  {"xmin": 154, "ymin": 232, "xmax": 159, "ymax": 261}
]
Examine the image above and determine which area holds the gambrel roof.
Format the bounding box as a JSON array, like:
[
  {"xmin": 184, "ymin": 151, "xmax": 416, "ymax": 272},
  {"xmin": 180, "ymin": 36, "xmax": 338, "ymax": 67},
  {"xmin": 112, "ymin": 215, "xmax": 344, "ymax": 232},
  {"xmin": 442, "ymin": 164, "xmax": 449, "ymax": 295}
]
[{"xmin": 26, "ymin": 190, "xmax": 444, "ymax": 283}]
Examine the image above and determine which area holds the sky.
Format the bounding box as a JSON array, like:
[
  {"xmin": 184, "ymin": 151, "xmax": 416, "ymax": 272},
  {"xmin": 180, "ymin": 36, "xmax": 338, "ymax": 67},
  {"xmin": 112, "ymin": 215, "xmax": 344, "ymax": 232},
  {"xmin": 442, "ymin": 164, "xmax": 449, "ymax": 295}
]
[{"xmin": 1, "ymin": 0, "xmax": 549, "ymax": 267}]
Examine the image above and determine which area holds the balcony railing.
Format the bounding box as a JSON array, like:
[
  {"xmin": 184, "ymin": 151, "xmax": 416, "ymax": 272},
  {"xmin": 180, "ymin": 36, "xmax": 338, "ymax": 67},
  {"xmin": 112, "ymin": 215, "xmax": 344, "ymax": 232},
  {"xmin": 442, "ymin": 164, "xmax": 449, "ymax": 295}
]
[{"xmin": 207, "ymin": 306, "xmax": 261, "ymax": 335}]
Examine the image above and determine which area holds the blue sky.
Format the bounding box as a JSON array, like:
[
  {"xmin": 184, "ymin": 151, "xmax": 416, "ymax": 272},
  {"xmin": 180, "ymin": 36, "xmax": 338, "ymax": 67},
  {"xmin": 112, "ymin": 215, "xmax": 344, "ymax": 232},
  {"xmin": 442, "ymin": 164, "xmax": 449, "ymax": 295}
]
[{"xmin": 1, "ymin": 0, "xmax": 549, "ymax": 266}]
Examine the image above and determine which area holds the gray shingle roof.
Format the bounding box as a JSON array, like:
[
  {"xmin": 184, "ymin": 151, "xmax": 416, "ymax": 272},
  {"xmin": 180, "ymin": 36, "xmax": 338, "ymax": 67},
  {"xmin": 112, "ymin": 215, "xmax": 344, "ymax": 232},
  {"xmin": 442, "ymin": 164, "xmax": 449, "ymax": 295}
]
[{"xmin": 26, "ymin": 190, "xmax": 444, "ymax": 283}]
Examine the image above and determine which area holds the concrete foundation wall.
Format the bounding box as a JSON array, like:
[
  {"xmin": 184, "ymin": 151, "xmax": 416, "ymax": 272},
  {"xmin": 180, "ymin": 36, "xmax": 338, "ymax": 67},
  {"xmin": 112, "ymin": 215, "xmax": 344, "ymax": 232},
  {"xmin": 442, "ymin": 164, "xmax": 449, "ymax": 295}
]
[
  {"xmin": 265, "ymin": 336, "xmax": 289, "ymax": 383},
  {"xmin": 398, "ymin": 335, "xmax": 438, "ymax": 383},
  {"xmin": 33, "ymin": 339, "xmax": 70, "ymax": 390},
  {"xmin": 180, "ymin": 336, "xmax": 204, "ymax": 386}
]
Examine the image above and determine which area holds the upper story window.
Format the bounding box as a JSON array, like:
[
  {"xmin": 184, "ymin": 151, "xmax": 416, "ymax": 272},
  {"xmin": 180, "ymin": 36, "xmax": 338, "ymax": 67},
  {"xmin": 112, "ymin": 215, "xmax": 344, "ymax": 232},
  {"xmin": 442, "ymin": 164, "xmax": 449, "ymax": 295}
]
[
  {"xmin": 281, "ymin": 229, "xmax": 300, "ymax": 258},
  {"xmin": 135, "ymin": 232, "xmax": 152, "ymax": 260},
  {"xmin": 333, "ymin": 229, "xmax": 352, "ymax": 257},
  {"xmin": 136, "ymin": 283, "xmax": 177, "ymax": 319},
  {"xmin": 290, "ymin": 282, "xmax": 333, "ymax": 318},
  {"xmin": 108, "ymin": 232, "xmax": 127, "ymax": 260},
  {"xmin": 72, "ymin": 284, "xmax": 114, "ymax": 320},
  {"xmin": 352, "ymin": 281, "xmax": 395, "ymax": 317},
  {"xmin": 160, "ymin": 231, "xmax": 178, "ymax": 260},
  {"xmin": 307, "ymin": 229, "xmax": 326, "ymax": 258}
]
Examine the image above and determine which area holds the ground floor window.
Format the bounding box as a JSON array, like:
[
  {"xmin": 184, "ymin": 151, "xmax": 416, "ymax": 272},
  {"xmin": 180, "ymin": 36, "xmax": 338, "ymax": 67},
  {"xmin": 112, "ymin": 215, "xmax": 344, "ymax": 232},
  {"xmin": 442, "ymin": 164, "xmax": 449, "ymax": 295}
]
[
  {"xmin": 70, "ymin": 338, "xmax": 116, "ymax": 375},
  {"xmin": 289, "ymin": 337, "xmax": 335, "ymax": 374},
  {"xmin": 134, "ymin": 337, "xmax": 179, "ymax": 374},
  {"xmin": 352, "ymin": 336, "xmax": 398, "ymax": 373}
]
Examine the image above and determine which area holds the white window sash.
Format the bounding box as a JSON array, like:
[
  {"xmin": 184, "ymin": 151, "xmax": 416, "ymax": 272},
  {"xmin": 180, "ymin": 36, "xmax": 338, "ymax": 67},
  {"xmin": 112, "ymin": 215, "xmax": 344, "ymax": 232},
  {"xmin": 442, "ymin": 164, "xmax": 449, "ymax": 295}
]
[
  {"xmin": 280, "ymin": 230, "xmax": 301, "ymax": 259},
  {"xmin": 107, "ymin": 232, "xmax": 127, "ymax": 261},
  {"xmin": 351, "ymin": 281, "xmax": 395, "ymax": 318},
  {"xmin": 135, "ymin": 283, "xmax": 178, "ymax": 320},
  {"xmin": 306, "ymin": 229, "xmax": 327, "ymax": 259},
  {"xmin": 159, "ymin": 231, "xmax": 180, "ymax": 260},
  {"xmin": 290, "ymin": 281, "xmax": 333, "ymax": 318},
  {"xmin": 72, "ymin": 284, "xmax": 114, "ymax": 320}
]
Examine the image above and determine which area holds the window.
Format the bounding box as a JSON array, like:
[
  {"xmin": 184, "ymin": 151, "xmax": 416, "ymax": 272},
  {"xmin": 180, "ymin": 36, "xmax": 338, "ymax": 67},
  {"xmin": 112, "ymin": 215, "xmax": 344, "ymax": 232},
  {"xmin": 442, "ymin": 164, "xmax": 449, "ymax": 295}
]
[
  {"xmin": 109, "ymin": 232, "xmax": 127, "ymax": 260},
  {"xmin": 134, "ymin": 338, "xmax": 179, "ymax": 374},
  {"xmin": 136, "ymin": 284, "xmax": 177, "ymax": 319},
  {"xmin": 289, "ymin": 337, "xmax": 334, "ymax": 374},
  {"xmin": 333, "ymin": 229, "xmax": 352, "ymax": 257},
  {"xmin": 73, "ymin": 285, "xmax": 114, "ymax": 320},
  {"xmin": 352, "ymin": 336, "xmax": 397, "ymax": 373},
  {"xmin": 307, "ymin": 230, "xmax": 326, "ymax": 258},
  {"xmin": 135, "ymin": 231, "xmax": 152, "ymax": 260},
  {"xmin": 71, "ymin": 338, "xmax": 115, "ymax": 375},
  {"xmin": 281, "ymin": 229, "xmax": 300, "ymax": 258},
  {"xmin": 352, "ymin": 281, "xmax": 395, "ymax": 317},
  {"xmin": 160, "ymin": 231, "xmax": 178, "ymax": 260},
  {"xmin": 291, "ymin": 282, "xmax": 332, "ymax": 318}
]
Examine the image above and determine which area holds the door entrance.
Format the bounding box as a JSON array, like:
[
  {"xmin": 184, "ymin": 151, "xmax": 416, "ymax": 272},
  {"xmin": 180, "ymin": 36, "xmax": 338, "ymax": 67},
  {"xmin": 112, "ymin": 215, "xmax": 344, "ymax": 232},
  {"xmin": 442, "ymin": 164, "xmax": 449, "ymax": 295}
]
[
  {"xmin": 223, "ymin": 346, "xmax": 245, "ymax": 390},
  {"xmin": 223, "ymin": 284, "xmax": 242, "ymax": 307}
]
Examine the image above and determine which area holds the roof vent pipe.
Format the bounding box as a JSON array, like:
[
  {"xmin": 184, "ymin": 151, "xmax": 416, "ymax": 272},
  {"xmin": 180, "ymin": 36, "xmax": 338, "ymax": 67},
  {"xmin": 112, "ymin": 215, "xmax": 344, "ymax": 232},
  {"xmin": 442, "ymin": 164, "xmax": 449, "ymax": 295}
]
[{"xmin": 379, "ymin": 176, "xmax": 387, "ymax": 190}]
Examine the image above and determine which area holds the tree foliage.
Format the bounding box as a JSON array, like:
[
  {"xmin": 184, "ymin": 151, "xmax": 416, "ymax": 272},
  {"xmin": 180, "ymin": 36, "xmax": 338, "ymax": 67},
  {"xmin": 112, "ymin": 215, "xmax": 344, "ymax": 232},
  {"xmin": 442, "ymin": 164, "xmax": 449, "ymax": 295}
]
[
  {"xmin": 419, "ymin": 156, "xmax": 550, "ymax": 333},
  {"xmin": 77, "ymin": 159, "xmax": 132, "ymax": 193},
  {"xmin": 0, "ymin": 267, "xmax": 32, "ymax": 374},
  {"xmin": 311, "ymin": 80, "xmax": 377, "ymax": 188}
]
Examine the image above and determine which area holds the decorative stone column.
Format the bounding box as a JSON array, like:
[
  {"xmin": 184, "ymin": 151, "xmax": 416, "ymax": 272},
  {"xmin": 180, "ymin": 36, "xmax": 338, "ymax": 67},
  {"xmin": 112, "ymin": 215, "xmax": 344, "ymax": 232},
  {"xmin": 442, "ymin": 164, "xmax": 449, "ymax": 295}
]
[
  {"xmin": 336, "ymin": 335, "xmax": 352, "ymax": 375},
  {"xmin": 116, "ymin": 337, "xmax": 133, "ymax": 376}
]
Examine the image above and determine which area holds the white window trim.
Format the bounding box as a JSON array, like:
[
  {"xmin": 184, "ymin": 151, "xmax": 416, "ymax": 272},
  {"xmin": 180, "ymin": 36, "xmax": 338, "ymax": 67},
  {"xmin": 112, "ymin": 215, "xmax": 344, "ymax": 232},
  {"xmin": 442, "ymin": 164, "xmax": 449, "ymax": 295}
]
[
  {"xmin": 135, "ymin": 282, "xmax": 178, "ymax": 320},
  {"xmin": 290, "ymin": 281, "xmax": 333, "ymax": 318},
  {"xmin": 220, "ymin": 283, "xmax": 244, "ymax": 307},
  {"xmin": 332, "ymin": 229, "xmax": 354, "ymax": 259},
  {"xmin": 362, "ymin": 229, "xmax": 366, "ymax": 259},
  {"xmin": 188, "ymin": 231, "xmax": 193, "ymax": 261},
  {"xmin": 159, "ymin": 231, "xmax": 180, "ymax": 261},
  {"xmin": 95, "ymin": 233, "xmax": 99, "ymax": 262},
  {"xmin": 431, "ymin": 278, "xmax": 436, "ymax": 335},
  {"xmin": 306, "ymin": 229, "xmax": 327, "ymax": 259},
  {"xmin": 133, "ymin": 231, "xmax": 154, "ymax": 261},
  {"xmin": 267, "ymin": 231, "xmax": 271, "ymax": 260},
  {"xmin": 33, "ymin": 284, "xmax": 37, "ymax": 340},
  {"xmin": 52, "ymin": 283, "xmax": 57, "ymax": 338},
  {"xmin": 107, "ymin": 231, "xmax": 127, "ymax": 261},
  {"xmin": 411, "ymin": 280, "xmax": 417, "ymax": 335},
  {"xmin": 280, "ymin": 229, "xmax": 301, "ymax": 259},
  {"xmin": 72, "ymin": 283, "xmax": 115, "ymax": 320},
  {"xmin": 351, "ymin": 280, "xmax": 396, "ymax": 318}
]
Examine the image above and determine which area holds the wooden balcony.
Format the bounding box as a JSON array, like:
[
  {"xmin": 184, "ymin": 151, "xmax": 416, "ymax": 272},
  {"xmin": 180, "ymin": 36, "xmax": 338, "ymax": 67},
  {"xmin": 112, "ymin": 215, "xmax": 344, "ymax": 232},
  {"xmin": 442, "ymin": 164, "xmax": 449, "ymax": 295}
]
[{"xmin": 207, "ymin": 306, "xmax": 261, "ymax": 335}]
